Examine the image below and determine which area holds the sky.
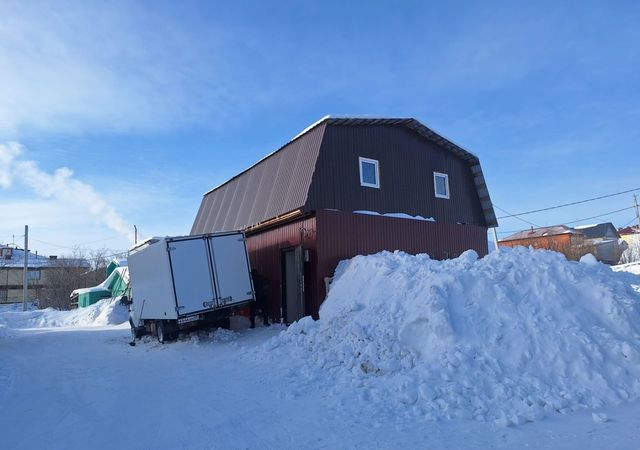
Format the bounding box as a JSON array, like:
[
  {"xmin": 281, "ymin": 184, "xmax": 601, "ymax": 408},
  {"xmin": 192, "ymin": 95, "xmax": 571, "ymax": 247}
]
[{"xmin": 0, "ymin": 0, "xmax": 639, "ymax": 256}]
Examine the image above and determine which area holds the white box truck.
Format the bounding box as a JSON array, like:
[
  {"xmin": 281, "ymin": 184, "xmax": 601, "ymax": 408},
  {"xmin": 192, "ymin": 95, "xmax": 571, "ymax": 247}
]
[{"xmin": 127, "ymin": 231, "xmax": 254, "ymax": 343}]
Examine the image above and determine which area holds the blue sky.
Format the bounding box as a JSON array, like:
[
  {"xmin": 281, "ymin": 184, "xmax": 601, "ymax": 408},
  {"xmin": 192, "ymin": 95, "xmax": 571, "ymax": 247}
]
[{"xmin": 1, "ymin": 0, "xmax": 639, "ymax": 256}]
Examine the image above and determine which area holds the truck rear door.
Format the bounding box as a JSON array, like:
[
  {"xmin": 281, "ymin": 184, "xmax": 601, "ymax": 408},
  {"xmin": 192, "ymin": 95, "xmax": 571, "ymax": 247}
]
[
  {"xmin": 168, "ymin": 237, "xmax": 216, "ymax": 315},
  {"xmin": 209, "ymin": 233, "xmax": 254, "ymax": 307}
]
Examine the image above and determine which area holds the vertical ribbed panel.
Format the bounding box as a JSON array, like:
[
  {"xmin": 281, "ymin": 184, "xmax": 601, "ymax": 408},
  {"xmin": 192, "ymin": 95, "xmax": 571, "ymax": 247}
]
[
  {"xmin": 245, "ymin": 216, "xmax": 318, "ymax": 320},
  {"xmin": 306, "ymin": 123, "xmax": 486, "ymax": 227},
  {"xmin": 244, "ymin": 210, "xmax": 488, "ymax": 321},
  {"xmin": 191, "ymin": 123, "xmax": 326, "ymax": 234},
  {"xmin": 315, "ymin": 209, "xmax": 488, "ymax": 302}
]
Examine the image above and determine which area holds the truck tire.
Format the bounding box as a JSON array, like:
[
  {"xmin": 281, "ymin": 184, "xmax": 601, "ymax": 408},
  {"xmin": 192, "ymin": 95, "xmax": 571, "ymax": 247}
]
[{"xmin": 156, "ymin": 320, "xmax": 166, "ymax": 344}]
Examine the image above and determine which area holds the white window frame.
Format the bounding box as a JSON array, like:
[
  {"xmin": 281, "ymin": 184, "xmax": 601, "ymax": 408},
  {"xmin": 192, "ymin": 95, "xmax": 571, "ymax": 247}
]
[
  {"xmin": 433, "ymin": 172, "xmax": 450, "ymax": 199},
  {"xmin": 359, "ymin": 157, "xmax": 380, "ymax": 189}
]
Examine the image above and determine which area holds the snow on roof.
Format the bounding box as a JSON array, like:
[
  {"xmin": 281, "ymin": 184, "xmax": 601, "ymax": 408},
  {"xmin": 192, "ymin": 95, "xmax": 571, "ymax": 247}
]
[
  {"xmin": 129, "ymin": 237, "xmax": 163, "ymax": 252},
  {"xmin": 499, "ymin": 225, "xmax": 580, "ymax": 242},
  {"xmin": 71, "ymin": 267, "xmax": 129, "ymax": 297},
  {"xmin": 574, "ymin": 223, "xmax": 619, "ymax": 239},
  {"xmin": 0, "ymin": 246, "xmax": 90, "ymax": 269},
  {"xmin": 353, "ymin": 210, "xmax": 436, "ymax": 222}
]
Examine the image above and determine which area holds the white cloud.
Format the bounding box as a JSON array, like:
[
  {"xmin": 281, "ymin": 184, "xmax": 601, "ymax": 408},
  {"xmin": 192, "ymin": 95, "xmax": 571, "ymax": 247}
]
[
  {"xmin": 0, "ymin": 142, "xmax": 133, "ymax": 242},
  {"xmin": 0, "ymin": 141, "xmax": 20, "ymax": 187},
  {"xmin": 0, "ymin": 1, "xmax": 243, "ymax": 135}
]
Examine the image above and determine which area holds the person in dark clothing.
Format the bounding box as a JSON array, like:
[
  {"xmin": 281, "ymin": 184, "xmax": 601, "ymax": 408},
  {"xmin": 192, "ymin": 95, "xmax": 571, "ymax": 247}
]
[{"xmin": 250, "ymin": 269, "xmax": 270, "ymax": 328}]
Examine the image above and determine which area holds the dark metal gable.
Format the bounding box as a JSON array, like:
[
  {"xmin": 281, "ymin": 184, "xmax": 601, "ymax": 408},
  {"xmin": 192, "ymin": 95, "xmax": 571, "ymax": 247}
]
[{"xmin": 322, "ymin": 118, "xmax": 498, "ymax": 227}]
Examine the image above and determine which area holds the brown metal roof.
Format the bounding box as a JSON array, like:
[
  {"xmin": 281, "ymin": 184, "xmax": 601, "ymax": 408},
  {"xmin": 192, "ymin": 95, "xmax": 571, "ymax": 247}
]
[
  {"xmin": 499, "ymin": 225, "xmax": 581, "ymax": 242},
  {"xmin": 192, "ymin": 116, "xmax": 498, "ymax": 234},
  {"xmin": 191, "ymin": 121, "xmax": 327, "ymax": 233}
]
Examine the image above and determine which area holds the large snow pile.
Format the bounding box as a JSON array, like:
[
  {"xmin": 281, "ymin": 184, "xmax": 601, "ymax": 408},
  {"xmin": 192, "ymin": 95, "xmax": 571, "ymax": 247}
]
[
  {"xmin": 0, "ymin": 298, "xmax": 128, "ymax": 330},
  {"xmin": 269, "ymin": 247, "xmax": 640, "ymax": 425}
]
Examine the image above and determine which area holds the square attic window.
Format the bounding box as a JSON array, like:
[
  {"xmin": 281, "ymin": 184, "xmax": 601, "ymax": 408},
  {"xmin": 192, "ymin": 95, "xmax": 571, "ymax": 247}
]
[
  {"xmin": 359, "ymin": 157, "xmax": 380, "ymax": 188},
  {"xmin": 434, "ymin": 172, "xmax": 450, "ymax": 199}
]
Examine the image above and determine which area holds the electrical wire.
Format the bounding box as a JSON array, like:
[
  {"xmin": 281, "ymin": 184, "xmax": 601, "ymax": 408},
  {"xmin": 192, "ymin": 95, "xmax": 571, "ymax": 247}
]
[
  {"xmin": 564, "ymin": 206, "xmax": 634, "ymax": 225},
  {"xmin": 31, "ymin": 235, "xmax": 122, "ymax": 251},
  {"xmin": 495, "ymin": 187, "xmax": 640, "ymax": 220},
  {"xmin": 9, "ymin": 244, "xmax": 128, "ymax": 263},
  {"xmin": 493, "ymin": 205, "xmax": 540, "ymax": 228},
  {"xmin": 621, "ymin": 216, "xmax": 640, "ymax": 228},
  {"xmin": 495, "ymin": 206, "xmax": 635, "ymax": 235}
]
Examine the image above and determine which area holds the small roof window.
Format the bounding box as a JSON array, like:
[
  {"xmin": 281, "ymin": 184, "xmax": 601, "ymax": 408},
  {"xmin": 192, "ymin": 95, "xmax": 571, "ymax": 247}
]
[
  {"xmin": 359, "ymin": 157, "xmax": 380, "ymax": 189},
  {"xmin": 434, "ymin": 172, "xmax": 449, "ymax": 199}
]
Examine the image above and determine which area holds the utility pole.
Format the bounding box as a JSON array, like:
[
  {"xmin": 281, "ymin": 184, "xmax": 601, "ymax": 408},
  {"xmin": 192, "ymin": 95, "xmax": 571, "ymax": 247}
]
[
  {"xmin": 634, "ymin": 194, "xmax": 640, "ymax": 230},
  {"xmin": 22, "ymin": 225, "xmax": 28, "ymax": 312},
  {"xmin": 492, "ymin": 228, "xmax": 500, "ymax": 252}
]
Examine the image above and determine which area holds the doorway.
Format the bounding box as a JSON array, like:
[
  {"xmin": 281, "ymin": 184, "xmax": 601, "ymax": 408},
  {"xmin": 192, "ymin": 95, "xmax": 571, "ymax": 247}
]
[{"xmin": 281, "ymin": 246, "xmax": 304, "ymax": 323}]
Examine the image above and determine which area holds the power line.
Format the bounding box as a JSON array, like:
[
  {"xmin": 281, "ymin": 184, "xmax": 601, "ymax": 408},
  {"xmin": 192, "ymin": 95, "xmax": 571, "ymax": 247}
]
[
  {"xmin": 495, "ymin": 187, "xmax": 640, "ymax": 220},
  {"xmin": 493, "ymin": 205, "xmax": 540, "ymax": 228},
  {"xmin": 9, "ymin": 244, "xmax": 128, "ymax": 262},
  {"xmin": 621, "ymin": 216, "xmax": 639, "ymax": 228},
  {"xmin": 30, "ymin": 238, "xmax": 76, "ymax": 250},
  {"xmin": 495, "ymin": 206, "xmax": 635, "ymax": 235},
  {"xmin": 564, "ymin": 206, "xmax": 634, "ymax": 225},
  {"xmin": 31, "ymin": 235, "xmax": 122, "ymax": 251}
]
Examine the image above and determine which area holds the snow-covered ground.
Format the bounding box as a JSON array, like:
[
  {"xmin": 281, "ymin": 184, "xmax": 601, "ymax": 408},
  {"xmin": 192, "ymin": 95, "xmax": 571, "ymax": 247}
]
[
  {"xmin": 2, "ymin": 249, "xmax": 640, "ymax": 449},
  {"xmin": 613, "ymin": 261, "xmax": 640, "ymax": 276}
]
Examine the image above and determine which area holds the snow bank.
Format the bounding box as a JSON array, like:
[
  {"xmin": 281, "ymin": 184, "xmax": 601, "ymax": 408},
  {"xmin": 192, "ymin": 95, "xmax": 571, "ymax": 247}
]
[
  {"xmin": 0, "ymin": 298, "xmax": 128, "ymax": 329},
  {"xmin": 268, "ymin": 247, "xmax": 640, "ymax": 424},
  {"xmin": 613, "ymin": 262, "xmax": 640, "ymax": 276}
]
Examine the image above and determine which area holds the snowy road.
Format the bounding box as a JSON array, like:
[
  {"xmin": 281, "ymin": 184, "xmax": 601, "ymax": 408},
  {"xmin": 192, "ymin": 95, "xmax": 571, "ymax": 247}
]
[{"xmin": 2, "ymin": 325, "xmax": 640, "ymax": 450}]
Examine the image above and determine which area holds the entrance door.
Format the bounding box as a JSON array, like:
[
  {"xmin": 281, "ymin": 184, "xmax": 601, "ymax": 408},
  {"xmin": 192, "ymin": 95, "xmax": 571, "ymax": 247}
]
[{"xmin": 282, "ymin": 246, "xmax": 304, "ymax": 323}]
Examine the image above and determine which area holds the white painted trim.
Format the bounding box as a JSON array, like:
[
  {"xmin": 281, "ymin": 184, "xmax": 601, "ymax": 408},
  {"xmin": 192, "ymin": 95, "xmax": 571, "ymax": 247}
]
[
  {"xmin": 359, "ymin": 157, "xmax": 380, "ymax": 189},
  {"xmin": 434, "ymin": 172, "xmax": 450, "ymax": 199}
]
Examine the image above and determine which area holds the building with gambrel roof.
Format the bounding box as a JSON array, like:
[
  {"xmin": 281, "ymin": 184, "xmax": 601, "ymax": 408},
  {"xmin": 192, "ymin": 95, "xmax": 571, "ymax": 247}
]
[{"xmin": 192, "ymin": 117, "xmax": 497, "ymax": 322}]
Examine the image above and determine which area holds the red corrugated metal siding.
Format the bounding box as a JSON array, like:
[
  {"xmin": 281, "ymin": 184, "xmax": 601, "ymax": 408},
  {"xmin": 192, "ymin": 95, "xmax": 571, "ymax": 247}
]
[
  {"xmin": 245, "ymin": 216, "xmax": 318, "ymax": 321},
  {"xmin": 315, "ymin": 209, "xmax": 488, "ymax": 304},
  {"xmin": 245, "ymin": 210, "xmax": 487, "ymax": 320}
]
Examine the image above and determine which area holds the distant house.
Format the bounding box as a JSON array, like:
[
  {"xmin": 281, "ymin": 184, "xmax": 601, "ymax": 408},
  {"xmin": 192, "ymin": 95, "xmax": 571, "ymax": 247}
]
[
  {"xmin": 499, "ymin": 225, "xmax": 586, "ymax": 259},
  {"xmin": 499, "ymin": 223, "xmax": 626, "ymax": 264},
  {"xmin": 192, "ymin": 117, "xmax": 497, "ymax": 322},
  {"xmin": 574, "ymin": 223, "xmax": 626, "ymax": 264},
  {"xmin": 0, "ymin": 245, "xmax": 89, "ymax": 304}
]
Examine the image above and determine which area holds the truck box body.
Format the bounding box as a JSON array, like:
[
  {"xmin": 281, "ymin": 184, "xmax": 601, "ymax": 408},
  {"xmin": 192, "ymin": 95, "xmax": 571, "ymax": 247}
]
[{"xmin": 128, "ymin": 232, "xmax": 254, "ymax": 327}]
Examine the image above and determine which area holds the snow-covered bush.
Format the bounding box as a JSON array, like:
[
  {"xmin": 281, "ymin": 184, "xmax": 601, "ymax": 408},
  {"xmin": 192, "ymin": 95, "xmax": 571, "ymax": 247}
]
[{"xmin": 620, "ymin": 236, "xmax": 640, "ymax": 264}]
